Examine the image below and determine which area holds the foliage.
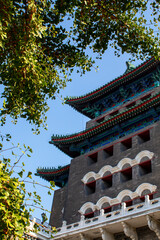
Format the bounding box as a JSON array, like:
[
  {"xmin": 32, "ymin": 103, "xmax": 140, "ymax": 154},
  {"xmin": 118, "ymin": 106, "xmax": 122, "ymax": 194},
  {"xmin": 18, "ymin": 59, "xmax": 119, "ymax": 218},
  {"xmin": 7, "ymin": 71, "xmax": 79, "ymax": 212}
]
[
  {"xmin": 0, "ymin": 0, "xmax": 159, "ymax": 238},
  {"xmin": 54, "ymin": 0, "xmax": 160, "ymax": 58},
  {"xmin": 0, "ymin": 0, "xmax": 159, "ymax": 132},
  {"xmin": 0, "ymin": 161, "xmax": 29, "ymax": 239},
  {"xmin": 0, "ymin": 133, "xmax": 55, "ymax": 239},
  {"xmin": 0, "ymin": 0, "xmax": 93, "ymax": 133}
]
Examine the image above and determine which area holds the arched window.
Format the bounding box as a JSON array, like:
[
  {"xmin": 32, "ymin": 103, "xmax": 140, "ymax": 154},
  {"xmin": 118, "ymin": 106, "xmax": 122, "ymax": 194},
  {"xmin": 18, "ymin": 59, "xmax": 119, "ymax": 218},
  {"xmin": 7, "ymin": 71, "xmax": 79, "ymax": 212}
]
[
  {"xmin": 141, "ymin": 189, "xmax": 153, "ymax": 201},
  {"xmin": 101, "ymin": 171, "xmax": 112, "ymax": 189},
  {"xmin": 101, "ymin": 202, "xmax": 112, "ymax": 213},
  {"xmin": 121, "ymin": 195, "xmax": 132, "ymax": 207},
  {"xmin": 84, "ymin": 208, "xmax": 94, "ymax": 219},
  {"xmin": 121, "ymin": 163, "xmax": 132, "ymax": 182},
  {"xmin": 85, "ymin": 177, "xmax": 96, "ymax": 195},
  {"xmin": 139, "ymin": 158, "xmax": 152, "ymax": 176}
]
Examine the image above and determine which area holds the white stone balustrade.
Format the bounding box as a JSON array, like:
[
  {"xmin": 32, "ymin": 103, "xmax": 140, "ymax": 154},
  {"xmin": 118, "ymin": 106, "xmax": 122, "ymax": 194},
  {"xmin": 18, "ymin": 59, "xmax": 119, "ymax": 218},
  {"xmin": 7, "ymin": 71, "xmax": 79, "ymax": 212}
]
[
  {"xmin": 27, "ymin": 217, "xmax": 52, "ymax": 239},
  {"xmin": 54, "ymin": 196, "xmax": 160, "ymax": 238}
]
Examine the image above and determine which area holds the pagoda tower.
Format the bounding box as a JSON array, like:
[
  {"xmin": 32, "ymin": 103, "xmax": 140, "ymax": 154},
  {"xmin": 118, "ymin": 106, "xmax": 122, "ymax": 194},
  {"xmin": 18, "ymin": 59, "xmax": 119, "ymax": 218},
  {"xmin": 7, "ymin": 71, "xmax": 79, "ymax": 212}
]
[{"xmin": 36, "ymin": 57, "xmax": 160, "ymax": 240}]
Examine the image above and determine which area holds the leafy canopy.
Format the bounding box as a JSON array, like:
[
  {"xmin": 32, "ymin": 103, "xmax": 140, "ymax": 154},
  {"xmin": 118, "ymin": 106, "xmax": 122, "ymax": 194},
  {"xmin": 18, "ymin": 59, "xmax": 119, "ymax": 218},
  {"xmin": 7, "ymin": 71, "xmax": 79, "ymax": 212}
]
[
  {"xmin": 0, "ymin": 0, "xmax": 159, "ymax": 132},
  {"xmin": 0, "ymin": 0, "xmax": 93, "ymax": 133},
  {"xmin": 0, "ymin": 161, "xmax": 30, "ymax": 239},
  {"xmin": 0, "ymin": 134, "xmax": 55, "ymax": 239},
  {"xmin": 54, "ymin": 0, "xmax": 159, "ymax": 57}
]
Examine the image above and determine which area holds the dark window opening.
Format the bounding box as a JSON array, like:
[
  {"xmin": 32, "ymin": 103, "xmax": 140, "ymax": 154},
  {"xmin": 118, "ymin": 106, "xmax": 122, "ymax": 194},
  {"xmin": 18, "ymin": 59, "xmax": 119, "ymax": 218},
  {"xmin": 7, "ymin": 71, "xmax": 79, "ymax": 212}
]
[
  {"xmin": 121, "ymin": 138, "xmax": 132, "ymax": 151},
  {"xmin": 139, "ymin": 193, "xmax": 153, "ymax": 202},
  {"xmin": 101, "ymin": 175, "xmax": 112, "ymax": 189},
  {"xmin": 140, "ymin": 196, "xmax": 145, "ymax": 202},
  {"xmin": 149, "ymin": 193, "xmax": 153, "ymax": 200},
  {"xmin": 112, "ymin": 203, "xmax": 121, "ymax": 211},
  {"xmin": 139, "ymin": 160, "xmax": 152, "ymax": 176},
  {"xmin": 88, "ymin": 152, "xmax": 98, "ymax": 165},
  {"xmin": 121, "ymin": 167, "xmax": 132, "ymax": 182},
  {"xmin": 85, "ymin": 180, "xmax": 96, "ymax": 195},
  {"xmin": 138, "ymin": 130, "xmax": 150, "ymax": 144},
  {"xmin": 84, "ymin": 212, "xmax": 94, "ymax": 219},
  {"xmin": 103, "ymin": 206, "xmax": 112, "ymax": 213},
  {"xmin": 110, "ymin": 110, "xmax": 119, "ymax": 117},
  {"xmin": 97, "ymin": 117, "xmax": 105, "ymax": 123},
  {"xmin": 104, "ymin": 146, "xmax": 113, "ymax": 158},
  {"xmin": 141, "ymin": 94, "xmax": 151, "ymax": 102},
  {"xmin": 125, "ymin": 200, "xmax": 133, "ymax": 207}
]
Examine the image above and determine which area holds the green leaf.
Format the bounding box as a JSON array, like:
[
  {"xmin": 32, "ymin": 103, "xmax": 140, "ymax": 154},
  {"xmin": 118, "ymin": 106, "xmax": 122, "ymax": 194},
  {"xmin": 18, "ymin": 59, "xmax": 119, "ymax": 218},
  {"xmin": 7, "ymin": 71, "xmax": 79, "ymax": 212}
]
[
  {"xmin": 27, "ymin": 171, "xmax": 32, "ymax": 179},
  {"xmin": 48, "ymin": 191, "xmax": 51, "ymax": 195},
  {"xmin": 18, "ymin": 171, "xmax": 23, "ymax": 178}
]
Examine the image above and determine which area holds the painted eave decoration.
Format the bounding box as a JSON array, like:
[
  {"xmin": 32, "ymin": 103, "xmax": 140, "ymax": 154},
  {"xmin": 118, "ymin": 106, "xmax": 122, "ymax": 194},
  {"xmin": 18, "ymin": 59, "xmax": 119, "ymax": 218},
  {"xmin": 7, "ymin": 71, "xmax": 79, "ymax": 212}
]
[
  {"xmin": 65, "ymin": 58, "xmax": 159, "ymax": 118},
  {"xmin": 50, "ymin": 91, "xmax": 160, "ymax": 147}
]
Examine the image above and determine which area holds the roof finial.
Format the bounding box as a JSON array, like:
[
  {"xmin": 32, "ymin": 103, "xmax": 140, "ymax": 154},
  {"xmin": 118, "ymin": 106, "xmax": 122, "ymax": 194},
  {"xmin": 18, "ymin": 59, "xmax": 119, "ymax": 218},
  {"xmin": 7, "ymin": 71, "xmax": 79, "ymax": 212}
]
[{"xmin": 125, "ymin": 61, "xmax": 135, "ymax": 74}]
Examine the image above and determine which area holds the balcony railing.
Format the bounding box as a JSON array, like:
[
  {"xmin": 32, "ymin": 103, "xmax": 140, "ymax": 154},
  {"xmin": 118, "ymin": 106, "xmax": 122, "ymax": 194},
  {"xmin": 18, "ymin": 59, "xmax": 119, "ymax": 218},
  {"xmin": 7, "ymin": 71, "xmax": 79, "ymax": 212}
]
[
  {"xmin": 54, "ymin": 195, "xmax": 160, "ymax": 238},
  {"xmin": 27, "ymin": 217, "xmax": 52, "ymax": 239}
]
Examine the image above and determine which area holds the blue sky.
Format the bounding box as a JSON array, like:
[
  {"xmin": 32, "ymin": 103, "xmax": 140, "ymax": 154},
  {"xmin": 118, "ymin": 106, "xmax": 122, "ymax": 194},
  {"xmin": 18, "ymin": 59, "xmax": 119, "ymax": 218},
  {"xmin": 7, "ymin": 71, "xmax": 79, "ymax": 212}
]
[{"xmin": 1, "ymin": 47, "xmax": 143, "ymax": 222}]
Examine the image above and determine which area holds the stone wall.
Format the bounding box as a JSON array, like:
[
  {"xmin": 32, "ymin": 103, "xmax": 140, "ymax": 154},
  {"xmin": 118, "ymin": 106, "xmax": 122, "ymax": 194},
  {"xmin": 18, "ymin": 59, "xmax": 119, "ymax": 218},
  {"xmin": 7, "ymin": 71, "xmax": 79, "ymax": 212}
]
[
  {"xmin": 49, "ymin": 185, "xmax": 67, "ymax": 227},
  {"xmin": 50, "ymin": 121, "xmax": 160, "ymax": 227}
]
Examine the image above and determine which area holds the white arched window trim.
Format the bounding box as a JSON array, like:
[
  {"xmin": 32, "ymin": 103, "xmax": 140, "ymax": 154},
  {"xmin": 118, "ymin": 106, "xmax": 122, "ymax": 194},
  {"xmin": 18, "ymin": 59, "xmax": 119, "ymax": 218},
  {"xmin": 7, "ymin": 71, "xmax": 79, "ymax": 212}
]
[
  {"xmin": 79, "ymin": 202, "xmax": 97, "ymax": 214},
  {"xmin": 81, "ymin": 150, "xmax": 154, "ymax": 182},
  {"xmin": 79, "ymin": 182, "xmax": 157, "ymax": 213}
]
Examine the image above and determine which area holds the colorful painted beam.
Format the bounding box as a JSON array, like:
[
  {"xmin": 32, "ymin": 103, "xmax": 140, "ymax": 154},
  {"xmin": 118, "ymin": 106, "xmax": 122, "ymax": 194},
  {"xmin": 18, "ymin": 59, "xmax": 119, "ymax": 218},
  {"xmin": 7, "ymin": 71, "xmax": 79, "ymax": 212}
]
[
  {"xmin": 66, "ymin": 58, "xmax": 156, "ymax": 104},
  {"xmin": 65, "ymin": 58, "xmax": 159, "ymax": 118},
  {"xmin": 51, "ymin": 91, "xmax": 160, "ymax": 145}
]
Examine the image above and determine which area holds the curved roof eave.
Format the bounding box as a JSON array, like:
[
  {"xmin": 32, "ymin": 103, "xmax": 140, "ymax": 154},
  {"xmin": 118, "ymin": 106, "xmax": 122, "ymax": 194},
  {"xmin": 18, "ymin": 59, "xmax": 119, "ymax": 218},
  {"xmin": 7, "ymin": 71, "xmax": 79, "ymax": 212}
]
[
  {"xmin": 65, "ymin": 58, "xmax": 157, "ymax": 107},
  {"xmin": 36, "ymin": 164, "xmax": 70, "ymax": 176},
  {"xmin": 51, "ymin": 91, "xmax": 160, "ymax": 146}
]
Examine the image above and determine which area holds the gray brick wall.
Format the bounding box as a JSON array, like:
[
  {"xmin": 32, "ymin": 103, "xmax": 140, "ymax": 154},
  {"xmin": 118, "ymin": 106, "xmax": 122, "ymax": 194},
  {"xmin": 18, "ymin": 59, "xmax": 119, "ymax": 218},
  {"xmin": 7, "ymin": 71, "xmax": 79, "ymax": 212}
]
[
  {"xmin": 49, "ymin": 185, "xmax": 67, "ymax": 227},
  {"xmin": 50, "ymin": 121, "xmax": 160, "ymax": 227}
]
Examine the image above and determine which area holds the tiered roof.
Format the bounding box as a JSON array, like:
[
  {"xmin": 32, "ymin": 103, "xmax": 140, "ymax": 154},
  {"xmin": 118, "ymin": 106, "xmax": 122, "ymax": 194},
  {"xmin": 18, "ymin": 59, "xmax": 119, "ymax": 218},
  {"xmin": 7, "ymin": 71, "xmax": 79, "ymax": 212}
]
[
  {"xmin": 50, "ymin": 90, "xmax": 160, "ymax": 157},
  {"xmin": 37, "ymin": 58, "xmax": 160, "ymax": 186},
  {"xmin": 65, "ymin": 58, "xmax": 158, "ymax": 118},
  {"xmin": 36, "ymin": 165, "xmax": 70, "ymax": 187}
]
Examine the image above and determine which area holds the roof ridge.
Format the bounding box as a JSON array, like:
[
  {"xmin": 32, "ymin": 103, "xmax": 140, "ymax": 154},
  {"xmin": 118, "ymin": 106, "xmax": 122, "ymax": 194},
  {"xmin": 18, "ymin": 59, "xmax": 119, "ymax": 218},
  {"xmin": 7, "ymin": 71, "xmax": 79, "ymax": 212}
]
[
  {"xmin": 36, "ymin": 164, "xmax": 70, "ymax": 174},
  {"xmin": 65, "ymin": 58, "xmax": 155, "ymax": 104}
]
